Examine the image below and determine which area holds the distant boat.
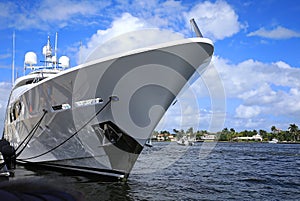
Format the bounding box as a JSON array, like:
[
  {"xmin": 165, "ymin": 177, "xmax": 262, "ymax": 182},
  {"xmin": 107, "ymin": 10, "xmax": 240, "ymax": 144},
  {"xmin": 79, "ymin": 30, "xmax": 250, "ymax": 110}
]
[
  {"xmin": 268, "ymin": 138, "xmax": 279, "ymax": 144},
  {"xmin": 200, "ymin": 134, "xmax": 216, "ymax": 141},
  {"xmin": 145, "ymin": 138, "xmax": 153, "ymax": 147},
  {"xmin": 177, "ymin": 136, "xmax": 194, "ymax": 146}
]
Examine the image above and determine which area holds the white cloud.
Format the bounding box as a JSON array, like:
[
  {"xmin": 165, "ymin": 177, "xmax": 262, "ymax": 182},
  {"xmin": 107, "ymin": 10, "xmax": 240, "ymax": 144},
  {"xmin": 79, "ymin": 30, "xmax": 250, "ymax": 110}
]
[
  {"xmin": 235, "ymin": 105, "xmax": 261, "ymax": 118},
  {"xmin": 208, "ymin": 56, "xmax": 300, "ymax": 130},
  {"xmin": 177, "ymin": 55, "xmax": 300, "ymax": 131},
  {"xmin": 2, "ymin": 0, "xmax": 244, "ymax": 41},
  {"xmin": 128, "ymin": 0, "xmax": 186, "ymax": 32},
  {"xmin": 0, "ymin": 53, "xmax": 11, "ymax": 60},
  {"xmin": 274, "ymin": 61, "xmax": 292, "ymax": 69},
  {"xmin": 0, "ymin": 2, "xmax": 16, "ymax": 18},
  {"xmin": 0, "ymin": 2, "xmax": 17, "ymax": 29},
  {"xmin": 37, "ymin": 0, "xmax": 102, "ymax": 22},
  {"xmin": 1, "ymin": 0, "xmax": 109, "ymax": 30},
  {"xmin": 79, "ymin": 13, "xmax": 184, "ymax": 63},
  {"xmin": 238, "ymin": 83, "xmax": 278, "ymax": 105},
  {"xmin": 212, "ymin": 57, "xmax": 300, "ymax": 97},
  {"xmin": 0, "ymin": 82, "xmax": 11, "ymax": 134},
  {"xmin": 247, "ymin": 26, "xmax": 300, "ymax": 39},
  {"xmin": 1, "ymin": 0, "xmax": 185, "ymax": 31},
  {"xmin": 78, "ymin": 13, "xmax": 147, "ymax": 63},
  {"xmin": 184, "ymin": 0, "xmax": 242, "ymax": 40}
]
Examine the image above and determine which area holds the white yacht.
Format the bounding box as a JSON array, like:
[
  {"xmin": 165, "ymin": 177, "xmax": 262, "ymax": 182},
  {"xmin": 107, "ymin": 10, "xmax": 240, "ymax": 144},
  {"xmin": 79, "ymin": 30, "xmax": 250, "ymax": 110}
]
[
  {"xmin": 177, "ymin": 136, "xmax": 194, "ymax": 146},
  {"xmin": 3, "ymin": 20, "xmax": 214, "ymax": 180},
  {"xmin": 268, "ymin": 138, "xmax": 279, "ymax": 144}
]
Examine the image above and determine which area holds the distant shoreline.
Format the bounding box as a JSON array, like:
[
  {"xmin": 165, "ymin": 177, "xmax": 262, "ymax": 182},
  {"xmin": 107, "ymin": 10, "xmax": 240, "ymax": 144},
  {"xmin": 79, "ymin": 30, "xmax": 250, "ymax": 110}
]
[{"xmin": 151, "ymin": 140, "xmax": 300, "ymax": 144}]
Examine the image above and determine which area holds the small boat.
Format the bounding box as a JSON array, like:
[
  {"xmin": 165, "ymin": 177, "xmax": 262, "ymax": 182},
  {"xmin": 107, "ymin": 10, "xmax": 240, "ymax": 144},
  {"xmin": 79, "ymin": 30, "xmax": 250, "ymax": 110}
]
[
  {"xmin": 177, "ymin": 136, "xmax": 194, "ymax": 146},
  {"xmin": 268, "ymin": 138, "xmax": 279, "ymax": 144},
  {"xmin": 145, "ymin": 138, "xmax": 153, "ymax": 147}
]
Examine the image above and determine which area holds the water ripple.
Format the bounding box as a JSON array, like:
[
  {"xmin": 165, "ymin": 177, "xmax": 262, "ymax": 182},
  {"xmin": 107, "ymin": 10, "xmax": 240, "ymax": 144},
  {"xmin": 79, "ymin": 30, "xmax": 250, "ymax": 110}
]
[{"xmin": 1, "ymin": 142, "xmax": 299, "ymax": 200}]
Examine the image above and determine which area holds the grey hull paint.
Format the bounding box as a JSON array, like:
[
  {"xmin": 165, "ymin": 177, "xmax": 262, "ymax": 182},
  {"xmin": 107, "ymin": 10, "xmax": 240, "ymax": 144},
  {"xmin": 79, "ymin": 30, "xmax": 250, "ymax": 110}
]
[{"xmin": 4, "ymin": 38, "xmax": 213, "ymax": 179}]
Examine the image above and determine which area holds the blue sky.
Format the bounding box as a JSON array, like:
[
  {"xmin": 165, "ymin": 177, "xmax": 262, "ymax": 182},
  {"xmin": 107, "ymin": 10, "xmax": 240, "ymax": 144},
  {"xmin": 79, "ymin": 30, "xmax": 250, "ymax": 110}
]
[{"xmin": 0, "ymin": 0, "xmax": 300, "ymax": 133}]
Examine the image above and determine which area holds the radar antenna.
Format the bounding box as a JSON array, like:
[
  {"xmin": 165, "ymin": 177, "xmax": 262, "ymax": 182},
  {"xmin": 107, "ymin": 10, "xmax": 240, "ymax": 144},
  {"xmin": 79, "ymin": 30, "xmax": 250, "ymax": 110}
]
[
  {"xmin": 54, "ymin": 32, "xmax": 58, "ymax": 69},
  {"xmin": 12, "ymin": 31, "xmax": 15, "ymax": 86},
  {"xmin": 190, "ymin": 18, "xmax": 203, "ymax": 38}
]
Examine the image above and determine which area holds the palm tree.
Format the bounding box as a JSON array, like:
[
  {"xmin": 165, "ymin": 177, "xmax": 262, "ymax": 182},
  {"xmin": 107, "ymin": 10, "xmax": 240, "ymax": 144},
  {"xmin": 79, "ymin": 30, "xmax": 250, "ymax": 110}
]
[
  {"xmin": 288, "ymin": 124, "xmax": 298, "ymax": 142},
  {"xmin": 259, "ymin": 129, "xmax": 268, "ymax": 140},
  {"xmin": 271, "ymin": 125, "xmax": 276, "ymax": 133},
  {"xmin": 222, "ymin": 128, "xmax": 229, "ymax": 134},
  {"xmin": 229, "ymin": 128, "xmax": 235, "ymax": 141}
]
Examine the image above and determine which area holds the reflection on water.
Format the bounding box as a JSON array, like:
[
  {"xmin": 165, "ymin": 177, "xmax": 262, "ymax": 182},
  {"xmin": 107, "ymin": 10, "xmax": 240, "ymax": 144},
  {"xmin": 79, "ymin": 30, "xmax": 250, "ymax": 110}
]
[{"xmin": 1, "ymin": 142, "xmax": 300, "ymax": 200}]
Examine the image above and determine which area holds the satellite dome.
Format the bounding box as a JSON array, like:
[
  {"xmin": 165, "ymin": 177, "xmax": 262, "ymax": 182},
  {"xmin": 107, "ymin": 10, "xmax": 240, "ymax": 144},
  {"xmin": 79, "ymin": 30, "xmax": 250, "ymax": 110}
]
[
  {"xmin": 59, "ymin": 56, "xmax": 70, "ymax": 68},
  {"xmin": 52, "ymin": 55, "xmax": 57, "ymax": 63},
  {"xmin": 42, "ymin": 46, "xmax": 47, "ymax": 55},
  {"xmin": 24, "ymin": 52, "xmax": 37, "ymax": 65}
]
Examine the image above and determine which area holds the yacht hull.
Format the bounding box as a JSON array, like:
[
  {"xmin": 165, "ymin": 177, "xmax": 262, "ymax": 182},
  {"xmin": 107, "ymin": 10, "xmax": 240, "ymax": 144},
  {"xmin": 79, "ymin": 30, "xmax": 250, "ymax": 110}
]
[{"xmin": 4, "ymin": 38, "xmax": 213, "ymax": 179}]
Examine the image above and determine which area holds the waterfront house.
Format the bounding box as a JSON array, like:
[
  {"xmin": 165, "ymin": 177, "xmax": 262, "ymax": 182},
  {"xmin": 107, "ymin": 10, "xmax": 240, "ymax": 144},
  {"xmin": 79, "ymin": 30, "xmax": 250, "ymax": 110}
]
[{"xmin": 233, "ymin": 134, "xmax": 263, "ymax": 141}]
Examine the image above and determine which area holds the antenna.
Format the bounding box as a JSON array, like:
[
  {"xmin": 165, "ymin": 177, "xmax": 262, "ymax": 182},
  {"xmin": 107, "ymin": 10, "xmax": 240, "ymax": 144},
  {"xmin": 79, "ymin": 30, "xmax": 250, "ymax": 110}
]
[
  {"xmin": 190, "ymin": 18, "xmax": 203, "ymax": 38},
  {"xmin": 55, "ymin": 32, "xmax": 58, "ymax": 69},
  {"xmin": 79, "ymin": 40, "xmax": 82, "ymax": 64},
  {"xmin": 12, "ymin": 31, "xmax": 15, "ymax": 86}
]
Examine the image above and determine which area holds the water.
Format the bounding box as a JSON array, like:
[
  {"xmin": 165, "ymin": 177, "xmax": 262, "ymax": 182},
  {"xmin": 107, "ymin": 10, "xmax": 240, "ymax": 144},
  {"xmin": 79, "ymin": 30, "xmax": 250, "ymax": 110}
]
[{"xmin": 1, "ymin": 142, "xmax": 299, "ymax": 200}]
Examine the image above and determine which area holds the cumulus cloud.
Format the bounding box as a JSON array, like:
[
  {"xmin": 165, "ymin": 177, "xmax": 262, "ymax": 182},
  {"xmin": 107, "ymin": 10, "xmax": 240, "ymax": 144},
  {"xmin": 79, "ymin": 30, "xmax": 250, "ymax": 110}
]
[
  {"xmin": 184, "ymin": 0, "xmax": 242, "ymax": 40},
  {"xmin": 235, "ymin": 105, "xmax": 261, "ymax": 118},
  {"xmin": 0, "ymin": 82, "xmax": 11, "ymax": 134},
  {"xmin": 79, "ymin": 13, "xmax": 184, "ymax": 63},
  {"xmin": 131, "ymin": 0, "xmax": 186, "ymax": 30},
  {"xmin": 212, "ymin": 57, "xmax": 300, "ymax": 97},
  {"xmin": 1, "ymin": 0, "xmax": 109, "ymax": 30},
  {"xmin": 78, "ymin": 13, "xmax": 148, "ymax": 63},
  {"xmin": 155, "ymin": 42, "xmax": 300, "ymax": 133},
  {"xmin": 2, "ymin": 0, "xmax": 244, "ymax": 41},
  {"xmin": 209, "ymin": 56, "xmax": 300, "ymax": 130},
  {"xmin": 247, "ymin": 26, "xmax": 300, "ymax": 39},
  {"xmin": 275, "ymin": 61, "xmax": 292, "ymax": 69},
  {"xmin": 37, "ymin": 0, "xmax": 103, "ymax": 22}
]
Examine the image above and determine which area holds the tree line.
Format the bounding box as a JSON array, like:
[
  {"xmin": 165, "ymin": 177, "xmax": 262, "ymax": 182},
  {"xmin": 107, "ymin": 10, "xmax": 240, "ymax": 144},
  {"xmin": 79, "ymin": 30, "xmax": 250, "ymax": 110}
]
[{"xmin": 154, "ymin": 123, "xmax": 300, "ymax": 142}]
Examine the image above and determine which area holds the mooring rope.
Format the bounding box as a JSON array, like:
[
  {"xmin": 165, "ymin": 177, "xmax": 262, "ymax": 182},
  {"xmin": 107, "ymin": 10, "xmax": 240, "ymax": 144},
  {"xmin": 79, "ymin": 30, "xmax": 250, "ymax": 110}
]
[
  {"xmin": 19, "ymin": 97, "xmax": 113, "ymax": 161},
  {"xmin": 15, "ymin": 109, "xmax": 48, "ymax": 157},
  {"xmin": 0, "ymin": 109, "xmax": 48, "ymax": 171}
]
